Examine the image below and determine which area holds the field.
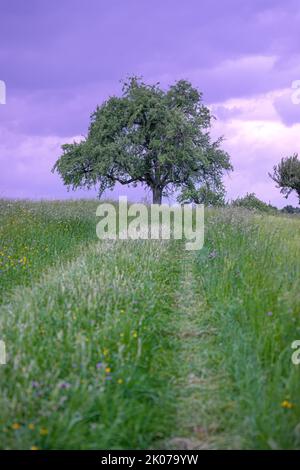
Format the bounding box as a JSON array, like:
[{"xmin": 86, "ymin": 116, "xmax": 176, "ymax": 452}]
[{"xmin": 0, "ymin": 199, "xmax": 300, "ymax": 449}]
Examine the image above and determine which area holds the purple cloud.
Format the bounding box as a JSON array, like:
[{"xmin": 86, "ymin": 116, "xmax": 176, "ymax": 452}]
[{"xmin": 1, "ymin": 0, "xmax": 300, "ymax": 206}]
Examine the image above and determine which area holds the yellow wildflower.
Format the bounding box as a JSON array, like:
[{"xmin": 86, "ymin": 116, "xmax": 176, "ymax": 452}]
[
  {"xmin": 40, "ymin": 427, "xmax": 49, "ymax": 436},
  {"xmin": 117, "ymin": 378, "xmax": 123, "ymax": 384},
  {"xmin": 30, "ymin": 446, "xmax": 39, "ymax": 450},
  {"xmin": 105, "ymin": 367, "xmax": 111, "ymax": 373},
  {"xmin": 28, "ymin": 423, "xmax": 35, "ymax": 430},
  {"xmin": 12, "ymin": 423, "xmax": 21, "ymax": 430},
  {"xmin": 281, "ymin": 400, "xmax": 294, "ymax": 409}
]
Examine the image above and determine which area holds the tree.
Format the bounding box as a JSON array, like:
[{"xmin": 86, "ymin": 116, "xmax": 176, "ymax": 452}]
[
  {"xmin": 178, "ymin": 181, "xmax": 225, "ymax": 206},
  {"xmin": 281, "ymin": 205, "xmax": 300, "ymax": 214},
  {"xmin": 232, "ymin": 193, "xmax": 277, "ymax": 213},
  {"xmin": 269, "ymin": 154, "xmax": 300, "ymax": 204},
  {"xmin": 53, "ymin": 77, "xmax": 232, "ymax": 204}
]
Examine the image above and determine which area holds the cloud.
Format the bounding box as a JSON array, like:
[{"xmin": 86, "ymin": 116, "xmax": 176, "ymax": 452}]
[
  {"xmin": 273, "ymin": 89, "xmax": 300, "ymax": 126},
  {"xmin": 212, "ymin": 107, "xmax": 300, "ymax": 207},
  {"xmin": 1, "ymin": 0, "xmax": 300, "ymax": 206},
  {"xmin": 0, "ymin": 129, "xmax": 148, "ymax": 201},
  {"xmin": 0, "ymin": 131, "xmax": 82, "ymax": 199}
]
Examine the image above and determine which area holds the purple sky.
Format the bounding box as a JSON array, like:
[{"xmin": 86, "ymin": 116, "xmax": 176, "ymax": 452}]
[{"xmin": 1, "ymin": 0, "xmax": 300, "ymax": 207}]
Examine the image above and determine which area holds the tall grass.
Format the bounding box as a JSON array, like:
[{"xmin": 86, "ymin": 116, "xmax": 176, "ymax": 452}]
[
  {"xmin": 0, "ymin": 199, "xmax": 99, "ymax": 302},
  {"xmin": 192, "ymin": 209, "xmax": 300, "ymax": 448},
  {"xmin": 1, "ymin": 200, "xmax": 300, "ymax": 449},
  {"xmin": 0, "ymin": 237, "xmax": 181, "ymax": 449}
]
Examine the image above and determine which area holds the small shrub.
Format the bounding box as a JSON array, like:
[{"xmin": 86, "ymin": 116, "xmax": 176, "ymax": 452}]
[
  {"xmin": 231, "ymin": 193, "xmax": 277, "ymax": 213},
  {"xmin": 281, "ymin": 205, "xmax": 300, "ymax": 215}
]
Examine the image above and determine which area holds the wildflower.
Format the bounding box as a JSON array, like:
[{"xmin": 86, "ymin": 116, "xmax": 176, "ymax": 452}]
[
  {"xmin": 132, "ymin": 331, "xmax": 138, "ymax": 338},
  {"xmin": 28, "ymin": 423, "xmax": 35, "ymax": 430},
  {"xmin": 103, "ymin": 348, "xmax": 109, "ymax": 356},
  {"xmin": 105, "ymin": 375, "xmax": 112, "ymax": 381},
  {"xmin": 117, "ymin": 378, "xmax": 123, "ymax": 384},
  {"xmin": 208, "ymin": 250, "xmax": 218, "ymax": 259},
  {"xmin": 30, "ymin": 446, "xmax": 39, "ymax": 450},
  {"xmin": 40, "ymin": 427, "xmax": 49, "ymax": 436},
  {"xmin": 31, "ymin": 381, "xmax": 40, "ymax": 388},
  {"xmin": 266, "ymin": 311, "xmax": 273, "ymax": 317},
  {"xmin": 59, "ymin": 381, "xmax": 71, "ymax": 390},
  {"xmin": 105, "ymin": 367, "xmax": 111, "ymax": 373},
  {"xmin": 12, "ymin": 423, "xmax": 21, "ymax": 430},
  {"xmin": 281, "ymin": 400, "xmax": 294, "ymax": 409},
  {"xmin": 96, "ymin": 362, "xmax": 104, "ymax": 369}
]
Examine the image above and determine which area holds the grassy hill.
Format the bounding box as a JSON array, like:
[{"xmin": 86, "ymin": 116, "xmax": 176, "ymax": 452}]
[{"xmin": 0, "ymin": 199, "xmax": 300, "ymax": 449}]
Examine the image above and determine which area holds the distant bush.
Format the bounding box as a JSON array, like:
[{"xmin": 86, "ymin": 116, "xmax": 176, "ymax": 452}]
[
  {"xmin": 178, "ymin": 183, "xmax": 225, "ymax": 206},
  {"xmin": 232, "ymin": 193, "xmax": 278, "ymax": 213},
  {"xmin": 281, "ymin": 205, "xmax": 300, "ymax": 214}
]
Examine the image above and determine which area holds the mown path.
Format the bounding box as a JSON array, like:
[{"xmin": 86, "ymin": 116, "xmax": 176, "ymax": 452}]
[
  {"xmin": 164, "ymin": 250, "xmax": 231, "ymax": 449},
  {"xmin": 164, "ymin": 251, "xmax": 216, "ymax": 449}
]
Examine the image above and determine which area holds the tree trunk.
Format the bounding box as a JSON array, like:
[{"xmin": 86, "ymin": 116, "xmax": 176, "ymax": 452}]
[{"xmin": 152, "ymin": 187, "xmax": 163, "ymax": 204}]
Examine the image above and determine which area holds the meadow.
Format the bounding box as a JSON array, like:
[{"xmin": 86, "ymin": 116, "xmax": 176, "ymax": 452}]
[{"xmin": 0, "ymin": 199, "xmax": 300, "ymax": 449}]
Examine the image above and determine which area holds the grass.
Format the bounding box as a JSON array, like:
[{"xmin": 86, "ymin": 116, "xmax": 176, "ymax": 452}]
[
  {"xmin": 0, "ymin": 199, "xmax": 182, "ymax": 448},
  {"xmin": 0, "ymin": 199, "xmax": 99, "ymax": 302},
  {"xmin": 177, "ymin": 209, "xmax": 300, "ymax": 449},
  {"xmin": 0, "ymin": 200, "xmax": 300, "ymax": 449}
]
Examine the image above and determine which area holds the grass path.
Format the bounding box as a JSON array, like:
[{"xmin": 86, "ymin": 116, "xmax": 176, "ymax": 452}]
[
  {"xmin": 165, "ymin": 250, "xmax": 235, "ymax": 449},
  {"xmin": 164, "ymin": 250, "xmax": 217, "ymax": 449}
]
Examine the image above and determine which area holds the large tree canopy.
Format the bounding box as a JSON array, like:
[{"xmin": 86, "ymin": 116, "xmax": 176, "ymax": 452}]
[
  {"xmin": 53, "ymin": 77, "xmax": 232, "ymax": 204},
  {"xmin": 269, "ymin": 154, "xmax": 300, "ymax": 204}
]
